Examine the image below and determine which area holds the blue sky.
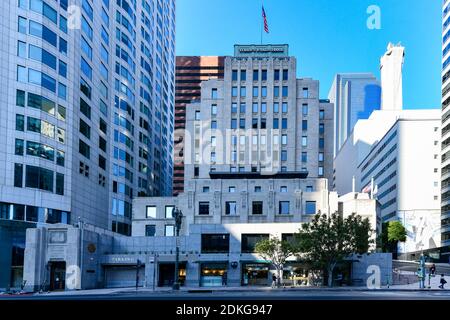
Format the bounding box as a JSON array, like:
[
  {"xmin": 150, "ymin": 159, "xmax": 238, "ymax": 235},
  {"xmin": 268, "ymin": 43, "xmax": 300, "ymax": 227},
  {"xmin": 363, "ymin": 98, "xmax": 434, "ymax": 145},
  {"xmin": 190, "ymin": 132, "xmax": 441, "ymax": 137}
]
[{"xmin": 176, "ymin": 0, "xmax": 442, "ymax": 109}]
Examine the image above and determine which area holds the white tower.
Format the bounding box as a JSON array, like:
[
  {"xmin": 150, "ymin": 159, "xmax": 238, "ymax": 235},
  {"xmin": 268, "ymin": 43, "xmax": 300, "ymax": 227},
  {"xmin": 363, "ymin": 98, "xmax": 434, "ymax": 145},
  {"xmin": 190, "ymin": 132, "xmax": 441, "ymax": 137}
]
[{"xmin": 380, "ymin": 43, "xmax": 405, "ymax": 110}]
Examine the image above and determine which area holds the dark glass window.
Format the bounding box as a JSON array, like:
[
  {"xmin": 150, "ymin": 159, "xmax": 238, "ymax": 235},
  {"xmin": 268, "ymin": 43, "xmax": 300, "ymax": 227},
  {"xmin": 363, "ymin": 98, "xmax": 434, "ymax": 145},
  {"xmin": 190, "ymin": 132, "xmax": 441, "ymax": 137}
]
[
  {"xmin": 145, "ymin": 225, "xmax": 156, "ymax": 237},
  {"xmin": 231, "ymin": 119, "xmax": 237, "ymax": 129},
  {"xmin": 16, "ymin": 114, "xmax": 25, "ymax": 131},
  {"xmin": 56, "ymin": 173, "xmax": 64, "ymax": 195},
  {"xmin": 57, "ymin": 150, "xmax": 65, "ymax": 166},
  {"xmin": 252, "ymin": 201, "xmax": 263, "ymax": 215},
  {"xmin": 99, "ymin": 137, "xmax": 107, "ymax": 152},
  {"xmin": 80, "ymin": 97, "xmax": 91, "ymax": 119},
  {"xmin": 273, "ymin": 118, "xmax": 279, "ymax": 129},
  {"xmin": 282, "ymin": 118, "xmax": 288, "ymax": 129},
  {"xmin": 199, "ymin": 202, "xmax": 209, "ymax": 215},
  {"xmin": 301, "ymin": 152, "xmax": 307, "ymax": 163},
  {"xmin": 80, "ymin": 77, "xmax": 92, "ymax": 99},
  {"xmin": 201, "ymin": 234, "xmax": 230, "ymax": 253},
  {"xmin": 59, "ymin": 37, "xmax": 67, "ymax": 54},
  {"xmin": 240, "ymin": 70, "xmax": 246, "ymax": 81},
  {"xmin": 25, "ymin": 165, "xmax": 53, "ymax": 192},
  {"xmin": 261, "ymin": 118, "xmax": 266, "ymax": 129},
  {"xmin": 274, "ymin": 69, "xmax": 280, "ymax": 81},
  {"xmin": 232, "ymin": 70, "xmax": 238, "ymax": 81},
  {"xmin": 252, "ymin": 118, "xmax": 258, "ymax": 129},
  {"xmin": 241, "ymin": 234, "xmax": 269, "ymax": 253},
  {"xmin": 14, "ymin": 164, "xmax": 23, "ymax": 187},
  {"xmin": 99, "ymin": 155, "xmax": 106, "ymax": 170},
  {"xmin": 253, "ymin": 70, "xmax": 259, "ymax": 81},
  {"xmin": 100, "ymin": 118, "xmax": 107, "ymax": 134},
  {"xmin": 79, "ymin": 119, "xmax": 91, "ymax": 139},
  {"xmin": 239, "ymin": 118, "xmax": 245, "ymax": 129},
  {"xmin": 26, "ymin": 206, "xmax": 38, "ymax": 222},
  {"xmin": 16, "ymin": 90, "xmax": 25, "ymax": 107},
  {"xmin": 282, "ymin": 69, "xmax": 288, "ymax": 81},
  {"xmin": 261, "ymin": 70, "xmax": 267, "ymax": 81},
  {"xmin": 79, "ymin": 139, "xmax": 90, "ymax": 159},
  {"xmin": 319, "ymin": 138, "xmax": 325, "ymax": 149},
  {"xmin": 302, "ymin": 120, "xmax": 308, "ymax": 131},
  {"xmin": 15, "ymin": 139, "xmax": 24, "ymax": 155}
]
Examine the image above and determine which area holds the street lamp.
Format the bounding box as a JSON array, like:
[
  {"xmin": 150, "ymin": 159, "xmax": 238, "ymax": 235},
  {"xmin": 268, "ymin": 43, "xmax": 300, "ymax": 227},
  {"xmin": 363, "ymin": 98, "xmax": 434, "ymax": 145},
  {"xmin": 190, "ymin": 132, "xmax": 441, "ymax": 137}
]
[{"xmin": 172, "ymin": 207, "xmax": 183, "ymax": 290}]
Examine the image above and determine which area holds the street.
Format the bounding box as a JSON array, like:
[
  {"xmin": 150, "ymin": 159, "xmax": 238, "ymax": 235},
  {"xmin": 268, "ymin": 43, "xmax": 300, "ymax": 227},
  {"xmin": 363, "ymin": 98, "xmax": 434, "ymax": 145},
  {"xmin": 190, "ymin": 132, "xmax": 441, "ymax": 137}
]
[{"xmin": 2, "ymin": 288, "xmax": 450, "ymax": 300}]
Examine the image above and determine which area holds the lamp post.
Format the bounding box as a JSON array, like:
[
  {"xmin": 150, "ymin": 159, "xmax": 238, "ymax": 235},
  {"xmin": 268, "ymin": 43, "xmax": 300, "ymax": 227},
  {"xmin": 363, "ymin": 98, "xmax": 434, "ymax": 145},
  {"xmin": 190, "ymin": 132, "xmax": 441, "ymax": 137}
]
[{"xmin": 172, "ymin": 207, "xmax": 183, "ymax": 290}]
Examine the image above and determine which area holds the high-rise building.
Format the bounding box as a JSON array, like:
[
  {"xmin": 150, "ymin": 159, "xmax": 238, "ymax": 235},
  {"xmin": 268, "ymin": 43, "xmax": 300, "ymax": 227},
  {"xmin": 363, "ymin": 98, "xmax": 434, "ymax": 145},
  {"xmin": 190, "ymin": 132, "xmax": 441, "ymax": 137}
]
[
  {"xmin": 173, "ymin": 56, "xmax": 224, "ymax": 196},
  {"xmin": 334, "ymin": 109, "xmax": 442, "ymax": 253},
  {"xmin": 380, "ymin": 43, "xmax": 405, "ymax": 111},
  {"xmin": 328, "ymin": 73, "xmax": 381, "ymax": 156},
  {"xmin": 183, "ymin": 45, "xmax": 334, "ymax": 188},
  {"xmin": 23, "ymin": 45, "xmax": 383, "ymax": 290},
  {"xmin": 0, "ymin": 0, "xmax": 175, "ymax": 289},
  {"xmin": 442, "ymin": 0, "xmax": 450, "ymax": 249}
]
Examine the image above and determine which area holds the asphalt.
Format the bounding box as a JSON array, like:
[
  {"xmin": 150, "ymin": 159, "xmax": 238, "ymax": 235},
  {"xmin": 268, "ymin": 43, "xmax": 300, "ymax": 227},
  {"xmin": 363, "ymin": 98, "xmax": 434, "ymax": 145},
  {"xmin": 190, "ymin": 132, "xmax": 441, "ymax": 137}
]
[{"xmin": 2, "ymin": 285, "xmax": 450, "ymax": 300}]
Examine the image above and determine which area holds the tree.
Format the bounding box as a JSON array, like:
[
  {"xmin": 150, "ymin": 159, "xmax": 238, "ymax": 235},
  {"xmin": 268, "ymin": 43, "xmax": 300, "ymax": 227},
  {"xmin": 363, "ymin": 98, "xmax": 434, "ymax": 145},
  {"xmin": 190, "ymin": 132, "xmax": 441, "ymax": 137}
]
[
  {"xmin": 293, "ymin": 212, "xmax": 373, "ymax": 287},
  {"xmin": 254, "ymin": 238, "xmax": 294, "ymax": 287},
  {"xmin": 379, "ymin": 221, "xmax": 406, "ymax": 258}
]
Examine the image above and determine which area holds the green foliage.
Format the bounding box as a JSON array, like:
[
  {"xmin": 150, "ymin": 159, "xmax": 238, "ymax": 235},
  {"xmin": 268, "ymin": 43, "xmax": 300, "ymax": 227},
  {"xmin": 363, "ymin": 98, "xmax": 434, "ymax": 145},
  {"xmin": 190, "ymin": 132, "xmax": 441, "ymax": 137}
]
[
  {"xmin": 293, "ymin": 212, "xmax": 373, "ymax": 286},
  {"xmin": 379, "ymin": 221, "xmax": 406, "ymax": 255},
  {"xmin": 254, "ymin": 238, "xmax": 294, "ymax": 287},
  {"xmin": 254, "ymin": 238, "xmax": 294, "ymax": 269},
  {"xmin": 387, "ymin": 221, "xmax": 407, "ymax": 243}
]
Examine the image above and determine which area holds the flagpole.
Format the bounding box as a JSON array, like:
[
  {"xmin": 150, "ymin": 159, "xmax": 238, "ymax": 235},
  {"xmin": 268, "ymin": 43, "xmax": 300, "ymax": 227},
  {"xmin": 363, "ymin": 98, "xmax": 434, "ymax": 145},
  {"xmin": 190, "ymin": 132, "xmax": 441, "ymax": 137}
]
[{"xmin": 260, "ymin": 2, "xmax": 263, "ymax": 44}]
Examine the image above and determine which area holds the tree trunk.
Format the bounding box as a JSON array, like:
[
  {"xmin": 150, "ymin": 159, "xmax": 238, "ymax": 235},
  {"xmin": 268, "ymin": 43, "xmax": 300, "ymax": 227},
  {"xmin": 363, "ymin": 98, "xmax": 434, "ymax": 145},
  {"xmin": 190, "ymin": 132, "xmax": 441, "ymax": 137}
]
[
  {"xmin": 327, "ymin": 265, "xmax": 335, "ymax": 287},
  {"xmin": 277, "ymin": 268, "xmax": 282, "ymax": 288}
]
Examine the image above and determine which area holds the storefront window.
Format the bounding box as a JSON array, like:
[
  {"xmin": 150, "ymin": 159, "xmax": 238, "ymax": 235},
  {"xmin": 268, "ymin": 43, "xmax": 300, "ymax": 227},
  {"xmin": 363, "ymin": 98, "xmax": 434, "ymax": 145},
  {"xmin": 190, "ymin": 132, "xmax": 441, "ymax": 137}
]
[
  {"xmin": 201, "ymin": 234, "xmax": 229, "ymax": 253},
  {"xmin": 242, "ymin": 263, "xmax": 269, "ymax": 286},
  {"xmin": 200, "ymin": 263, "xmax": 227, "ymax": 287},
  {"xmin": 241, "ymin": 234, "xmax": 269, "ymax": 253}
]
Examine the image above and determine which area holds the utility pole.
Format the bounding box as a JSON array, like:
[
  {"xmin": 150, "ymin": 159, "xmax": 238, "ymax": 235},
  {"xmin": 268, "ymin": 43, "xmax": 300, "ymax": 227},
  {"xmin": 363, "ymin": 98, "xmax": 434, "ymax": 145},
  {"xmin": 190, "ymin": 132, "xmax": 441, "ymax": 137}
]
[
  {"xmin": 172, "ymin": 207, "xmax": 183, "ymax": 290},
  {"xmin": 136, "ymin": 259, "xmax": 141, "ymax": 291},
  {"xmin": 78, "ymin": 217, "xmax": 84, "ymax": 290}
]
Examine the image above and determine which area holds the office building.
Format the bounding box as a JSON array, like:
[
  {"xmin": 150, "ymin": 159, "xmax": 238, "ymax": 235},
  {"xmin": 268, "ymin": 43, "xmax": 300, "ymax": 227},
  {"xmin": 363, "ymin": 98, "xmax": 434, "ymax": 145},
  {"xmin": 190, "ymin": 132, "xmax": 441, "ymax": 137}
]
[
  {"xmin": 174, "ymin": 56, "xmax": 224, "ymax": 196},
  {"xmin": 334, "ymin": 109, "xmax": 441, "ymax": 253},
  {"xmin": 183, "ymin": 44, "xmax": 334, "ymax": 187},
  {"xmin": 0, "ymin": 0, "xmax": 175, "ymax": 290},
  {"xmin": 442, "ymin": 0, "xmax": 450, "ymax": 250},
  {"xmin": 23, "ymin": 44, "xmax": 385, "ymax": 291},
  {"xmin": 380, "ymin": 43, "xmax": 404, "ymax": 111},
  {"xmin": 328, "ymin": 73, "xmax": 381, "ymax": 156}
]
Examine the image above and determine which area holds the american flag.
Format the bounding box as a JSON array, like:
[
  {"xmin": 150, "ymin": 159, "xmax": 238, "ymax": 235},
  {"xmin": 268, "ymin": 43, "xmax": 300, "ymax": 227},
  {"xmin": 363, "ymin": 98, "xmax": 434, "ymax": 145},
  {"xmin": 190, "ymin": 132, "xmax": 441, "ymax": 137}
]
[{"xmin": 262, "ymin": 6, "xmax": 269, "ymax": 33}]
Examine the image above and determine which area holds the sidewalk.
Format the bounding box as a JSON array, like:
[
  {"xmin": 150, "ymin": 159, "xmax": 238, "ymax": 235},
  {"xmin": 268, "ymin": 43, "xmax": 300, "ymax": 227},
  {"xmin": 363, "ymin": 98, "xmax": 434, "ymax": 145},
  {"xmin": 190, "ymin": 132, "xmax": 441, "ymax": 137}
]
[{"xmin": 30, "ymin": 283, "xmax": 448, "ymax": 296}]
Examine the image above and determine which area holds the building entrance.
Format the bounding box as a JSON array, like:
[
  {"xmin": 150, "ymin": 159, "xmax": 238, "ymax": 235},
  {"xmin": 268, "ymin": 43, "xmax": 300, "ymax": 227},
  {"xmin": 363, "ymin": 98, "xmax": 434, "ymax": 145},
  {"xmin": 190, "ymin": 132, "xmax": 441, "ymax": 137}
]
[
  {"xmin": 241, "ymin": 263, "xmax": 269, "ymax": 286},
  {"xmin": 49, "ymin": 261, "xmax": 66, "ymax": 291},
  {"xmin": 200, "ymin": 263, "xmax": 228, "ymax": 287},
  {"xmin": 158, "ymin": 262, "xmax": 186, "ymax": 287}
]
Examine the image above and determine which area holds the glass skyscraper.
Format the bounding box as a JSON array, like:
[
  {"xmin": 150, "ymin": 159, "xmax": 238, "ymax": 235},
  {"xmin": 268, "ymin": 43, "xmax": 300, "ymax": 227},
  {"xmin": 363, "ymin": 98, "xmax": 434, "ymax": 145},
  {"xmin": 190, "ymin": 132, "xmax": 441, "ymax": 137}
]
[
  {"xmin": 442, "ymin": 0, "xmax": 450, "ymax": 248},
  {"xmin": 0, "ymin": 0, "xmax": 175, "ymax": 236}
]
